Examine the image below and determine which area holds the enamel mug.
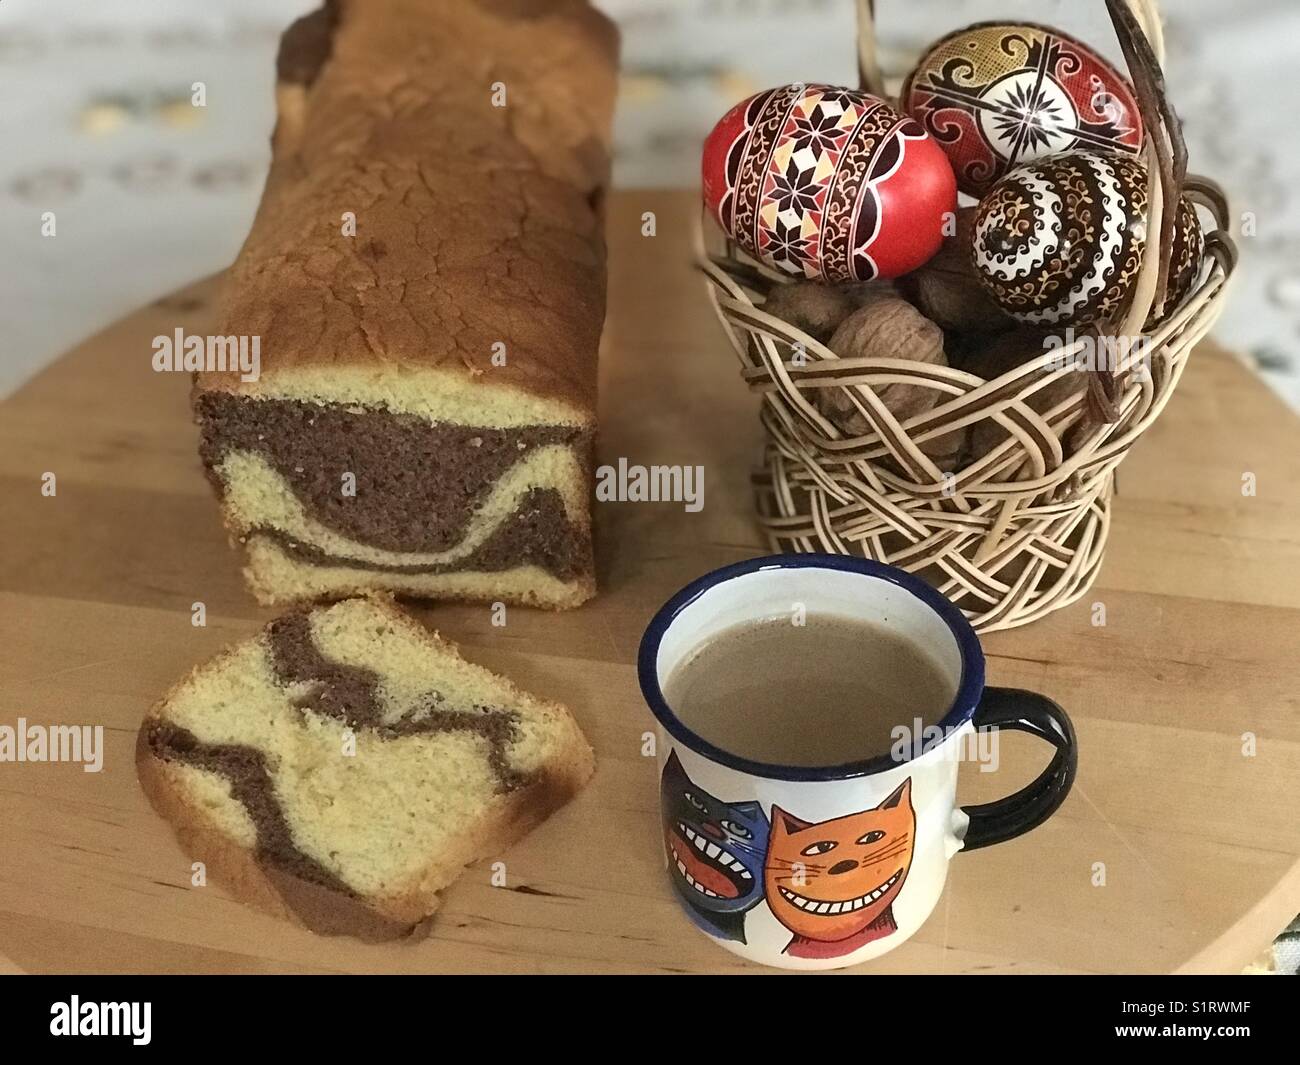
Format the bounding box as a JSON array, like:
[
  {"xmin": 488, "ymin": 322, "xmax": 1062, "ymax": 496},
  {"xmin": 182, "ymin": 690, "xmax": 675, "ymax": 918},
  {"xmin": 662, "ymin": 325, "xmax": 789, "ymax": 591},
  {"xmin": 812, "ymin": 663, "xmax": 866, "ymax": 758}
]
[{"xmin": 637, "ymin": 554, "xmax": 1077, "ymax": 970}]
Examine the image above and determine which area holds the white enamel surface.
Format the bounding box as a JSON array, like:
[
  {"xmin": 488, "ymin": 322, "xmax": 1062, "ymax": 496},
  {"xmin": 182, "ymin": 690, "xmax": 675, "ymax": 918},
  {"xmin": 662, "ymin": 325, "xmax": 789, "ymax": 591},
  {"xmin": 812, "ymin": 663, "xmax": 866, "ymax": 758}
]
[
  {"xmin": 660, "ymin": 728, "xmax": 969, "ymax": 970},
  {"xmin": 653, "ymin": 564, "xmax": 973, "ymax": 971}
]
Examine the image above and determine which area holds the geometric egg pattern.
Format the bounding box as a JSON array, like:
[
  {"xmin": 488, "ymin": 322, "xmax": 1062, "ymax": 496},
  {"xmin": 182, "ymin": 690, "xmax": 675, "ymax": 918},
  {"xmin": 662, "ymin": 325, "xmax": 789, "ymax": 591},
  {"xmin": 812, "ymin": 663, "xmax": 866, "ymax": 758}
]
[
  {"xmin": 971, "ymin": 150, "xmax": 1204, "ymax": 327},
  {"xmin": 902, "ymin": 22, "xmax": 1144, "ymax": 198},
  {"xmin": 705, "ymin": 83, "xmax": 955, "ymax": 282}
]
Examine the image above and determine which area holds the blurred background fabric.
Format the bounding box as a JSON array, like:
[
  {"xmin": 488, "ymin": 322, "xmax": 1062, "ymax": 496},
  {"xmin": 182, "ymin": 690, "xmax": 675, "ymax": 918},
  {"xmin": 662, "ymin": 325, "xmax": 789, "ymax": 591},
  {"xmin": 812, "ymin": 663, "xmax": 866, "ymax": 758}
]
[{"xmin": 2, "ymin": 0, "xmax": 1299, "ymax": 413}]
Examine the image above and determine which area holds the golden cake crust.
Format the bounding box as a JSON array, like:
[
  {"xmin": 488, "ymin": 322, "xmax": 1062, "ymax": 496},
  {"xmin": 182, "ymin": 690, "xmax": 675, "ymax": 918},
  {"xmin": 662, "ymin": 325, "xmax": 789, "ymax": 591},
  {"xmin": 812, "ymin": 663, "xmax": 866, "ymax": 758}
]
[{"xmin": 197, "ymin": 0, "xmax": 618, "ymax": 420}]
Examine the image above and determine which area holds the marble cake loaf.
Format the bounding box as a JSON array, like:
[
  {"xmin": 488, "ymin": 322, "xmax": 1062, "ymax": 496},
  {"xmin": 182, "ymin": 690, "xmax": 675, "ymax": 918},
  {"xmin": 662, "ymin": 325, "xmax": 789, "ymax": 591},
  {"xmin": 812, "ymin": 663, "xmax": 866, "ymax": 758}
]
[
  {"xmin": 195, "ymin": 0, "xmax": 618, "ymax": 609},
  {"xmin": 137, "ymin": 597, "xmax": 595, "ymax": 940}
]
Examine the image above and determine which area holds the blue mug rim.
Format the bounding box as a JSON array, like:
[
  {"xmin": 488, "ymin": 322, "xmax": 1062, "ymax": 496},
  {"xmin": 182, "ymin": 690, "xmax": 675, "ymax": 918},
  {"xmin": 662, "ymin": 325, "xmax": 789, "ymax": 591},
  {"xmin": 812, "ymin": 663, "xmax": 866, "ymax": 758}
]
[{"xmin": 636, "ymin": 553, "xmax": 986, "ymax": 782}]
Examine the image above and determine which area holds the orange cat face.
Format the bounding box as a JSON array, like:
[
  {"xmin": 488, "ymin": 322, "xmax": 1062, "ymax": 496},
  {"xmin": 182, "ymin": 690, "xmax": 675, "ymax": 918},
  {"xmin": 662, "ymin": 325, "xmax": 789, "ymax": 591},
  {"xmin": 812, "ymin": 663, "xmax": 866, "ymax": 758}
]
[{"xmin": 763, "ymin": 779, "xmax": 915, "ymax": 945}]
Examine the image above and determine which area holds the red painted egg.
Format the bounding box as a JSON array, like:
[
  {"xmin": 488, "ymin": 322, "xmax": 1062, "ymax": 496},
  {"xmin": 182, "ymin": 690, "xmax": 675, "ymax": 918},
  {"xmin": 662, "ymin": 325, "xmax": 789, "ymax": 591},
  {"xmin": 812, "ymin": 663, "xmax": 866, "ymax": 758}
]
[
  {"xmin": 702, "ymin": 83, "xmax": 957, "ymax": 282},
  {"xmin": 901, "ymin": 22, "xmax": 1144, "ymax": 198}
]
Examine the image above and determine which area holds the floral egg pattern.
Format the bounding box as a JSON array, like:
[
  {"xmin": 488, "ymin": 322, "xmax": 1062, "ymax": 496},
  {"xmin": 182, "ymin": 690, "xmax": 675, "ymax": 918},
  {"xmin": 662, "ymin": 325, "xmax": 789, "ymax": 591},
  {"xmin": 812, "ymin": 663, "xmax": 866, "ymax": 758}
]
[
  {"xmin": 970, "ymin": 151, "xmax": 1204, "ymax": 327},
  {"xmin": 702, "ymin": 83, "xmax": 957, "ymax": 282},
  {"xmin": 901, "ymin": 21, "xmax": 1144, "ymax": 198}
]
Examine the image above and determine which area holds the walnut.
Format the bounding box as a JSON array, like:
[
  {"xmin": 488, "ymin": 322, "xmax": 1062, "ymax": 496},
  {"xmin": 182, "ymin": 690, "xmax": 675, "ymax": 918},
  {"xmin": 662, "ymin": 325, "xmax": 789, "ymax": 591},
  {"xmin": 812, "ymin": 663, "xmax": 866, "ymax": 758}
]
[
  {"xmin": 818, "ymin": 292, "xmax": 948, "ymax": 437},
  {"xmin": 899, "ymin": 207, "xmax": 1011, "ymax": 333},
  {"xmin": 761, "ymin": 282, "xmax": 859, "ymax": 344},
  {"xmin": 760, "ymin": 279, "xmax": 901, "ymax": 344}
]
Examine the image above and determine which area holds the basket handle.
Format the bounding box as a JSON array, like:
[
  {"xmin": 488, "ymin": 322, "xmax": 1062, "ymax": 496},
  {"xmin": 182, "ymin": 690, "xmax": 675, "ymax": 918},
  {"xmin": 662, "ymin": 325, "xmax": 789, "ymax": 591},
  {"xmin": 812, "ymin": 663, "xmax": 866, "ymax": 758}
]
[
  {"xmin": 1107, "ymin": 0, "xmax": 1185, "ymax": 322},
  {"xmin": 855, "ymin": 0, "xmax": 886, "ymax": 97}
]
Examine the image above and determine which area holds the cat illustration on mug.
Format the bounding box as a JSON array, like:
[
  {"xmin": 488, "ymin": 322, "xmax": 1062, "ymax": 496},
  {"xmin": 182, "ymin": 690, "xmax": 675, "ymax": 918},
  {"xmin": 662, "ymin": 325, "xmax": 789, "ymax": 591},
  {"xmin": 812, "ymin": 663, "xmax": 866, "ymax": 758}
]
[
  {"xmin": 661, "ymin": 751, "xmax": 770, "ymax": 943},
  {"xmin": 763, "ymin": 779, "xmax": 916, "ymax": 959},
  {"xmin": 660, "ymin": 752, "xmax": 916, "ymax": 957}
]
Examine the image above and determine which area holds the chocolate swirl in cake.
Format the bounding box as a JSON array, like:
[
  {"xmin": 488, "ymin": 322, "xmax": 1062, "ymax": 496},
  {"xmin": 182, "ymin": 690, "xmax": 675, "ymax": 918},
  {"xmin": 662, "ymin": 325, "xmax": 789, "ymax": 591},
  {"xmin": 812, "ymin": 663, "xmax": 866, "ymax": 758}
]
[
  {"xmin": 251, "ymin": 487, "xmax": 586, "ymax": 578},
  {"xmin": 197, "ymin": 394, "xmax": 589, "ymax": 578},
  {"xmin": 145, "ymin": 612, "xmax": 536, "ymax": 906},
  {"xmin": 266, "ymin": 611, "xmax": 535, "ymax": 792},
  {"xmin": 144, "ymin": 720, "xmax": 356, "ymax": 897}
]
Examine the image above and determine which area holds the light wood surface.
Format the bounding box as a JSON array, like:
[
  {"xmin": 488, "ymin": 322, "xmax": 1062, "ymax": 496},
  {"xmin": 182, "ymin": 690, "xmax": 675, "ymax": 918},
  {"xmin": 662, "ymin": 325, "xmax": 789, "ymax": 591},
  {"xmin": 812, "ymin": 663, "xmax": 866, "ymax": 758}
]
[{"xmin": 1, "ymin": 191, "xmax": 1298, "ymax": 974}]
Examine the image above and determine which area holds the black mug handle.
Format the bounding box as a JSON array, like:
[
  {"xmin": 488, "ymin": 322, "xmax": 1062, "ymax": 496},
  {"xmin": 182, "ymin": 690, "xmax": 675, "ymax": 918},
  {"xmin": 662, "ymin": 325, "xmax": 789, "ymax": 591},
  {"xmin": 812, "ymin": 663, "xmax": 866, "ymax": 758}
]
[{"xmin": 959, "ymin": 687, "xmax": 1077, "ymax": 852}]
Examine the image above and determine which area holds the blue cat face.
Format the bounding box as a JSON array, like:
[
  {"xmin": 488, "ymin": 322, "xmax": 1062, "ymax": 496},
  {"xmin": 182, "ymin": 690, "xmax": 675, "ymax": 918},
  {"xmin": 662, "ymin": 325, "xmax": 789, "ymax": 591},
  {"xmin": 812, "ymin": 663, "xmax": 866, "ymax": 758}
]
[{"xmin": 660, "ymin": 750, "xmax": 769, "ymax": 942}]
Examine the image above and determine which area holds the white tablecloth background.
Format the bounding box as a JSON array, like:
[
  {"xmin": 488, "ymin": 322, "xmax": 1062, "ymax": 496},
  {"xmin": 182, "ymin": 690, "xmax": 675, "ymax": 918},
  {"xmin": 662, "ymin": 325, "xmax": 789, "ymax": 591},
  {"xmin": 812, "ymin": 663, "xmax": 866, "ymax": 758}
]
[{"xmin": 2, "ymin": 0, "xmax": 1298, "ymax": 411}]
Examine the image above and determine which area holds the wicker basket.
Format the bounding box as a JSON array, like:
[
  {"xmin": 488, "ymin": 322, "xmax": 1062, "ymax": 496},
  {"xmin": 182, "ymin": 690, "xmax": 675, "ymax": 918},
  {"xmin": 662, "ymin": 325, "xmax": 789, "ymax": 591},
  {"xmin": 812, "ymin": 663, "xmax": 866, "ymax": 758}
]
[{"xmin": 699, "ymin": 0, "xmax": 1238, "ymax": 632}]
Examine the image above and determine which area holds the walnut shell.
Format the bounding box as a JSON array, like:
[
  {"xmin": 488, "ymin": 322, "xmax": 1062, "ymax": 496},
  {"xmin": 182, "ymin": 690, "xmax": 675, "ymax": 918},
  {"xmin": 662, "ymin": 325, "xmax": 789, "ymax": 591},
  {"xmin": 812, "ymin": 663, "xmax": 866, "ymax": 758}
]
[
  {"xmin": 761, "ymin": 282, "xmax": 859, "ymax": 344},
  {"xmin": 899, "ymin": 207, "xmax": 1011, "ymax": 333},
  {"xmin": 819, "ymin": 293, "xmax": 947, "ymax": 436}
]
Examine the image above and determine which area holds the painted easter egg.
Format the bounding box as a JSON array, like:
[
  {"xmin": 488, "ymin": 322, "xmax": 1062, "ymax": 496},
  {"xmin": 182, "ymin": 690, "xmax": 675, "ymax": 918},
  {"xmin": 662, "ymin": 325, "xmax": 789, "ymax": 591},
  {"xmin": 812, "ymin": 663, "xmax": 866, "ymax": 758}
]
[
  {"xmin": 970, "ymin": 151, "xmax": 1204, "ymax": 327},
  {"xmin": 702, "ymin": 83, "xmax": 957, "ymax": 282},
  {"xmin": 901, "ymin": 22, "xmax": 1144, "ymax": 198}
]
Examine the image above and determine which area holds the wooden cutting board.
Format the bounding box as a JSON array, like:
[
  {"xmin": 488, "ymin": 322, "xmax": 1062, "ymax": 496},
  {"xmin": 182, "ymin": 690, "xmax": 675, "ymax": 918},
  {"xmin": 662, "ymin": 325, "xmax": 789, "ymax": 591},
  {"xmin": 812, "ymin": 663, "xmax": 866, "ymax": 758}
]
[{"xmin": 2, "ymin": 191, "xmax": 1298, "ymax": 974}]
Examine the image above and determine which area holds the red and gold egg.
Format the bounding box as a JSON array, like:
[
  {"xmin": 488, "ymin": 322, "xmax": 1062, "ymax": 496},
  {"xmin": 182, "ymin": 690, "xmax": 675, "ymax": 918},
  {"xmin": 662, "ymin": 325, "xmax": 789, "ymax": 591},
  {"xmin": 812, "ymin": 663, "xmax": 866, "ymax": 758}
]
[
  {"xmin": 702, "ymin": 83, "xmax": 957, "ymax": 282},
  {"xmin": 901, "ymin": 22, "xmax": 1144, "ymax": 198}
]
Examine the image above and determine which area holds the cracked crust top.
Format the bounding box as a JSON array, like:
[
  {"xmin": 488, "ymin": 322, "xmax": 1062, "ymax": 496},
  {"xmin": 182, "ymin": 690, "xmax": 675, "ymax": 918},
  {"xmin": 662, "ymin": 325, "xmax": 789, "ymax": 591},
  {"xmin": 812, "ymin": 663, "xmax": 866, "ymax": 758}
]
[{"xmin": 198, "ymin": 0, "xmax": 618, "ymax": 424}]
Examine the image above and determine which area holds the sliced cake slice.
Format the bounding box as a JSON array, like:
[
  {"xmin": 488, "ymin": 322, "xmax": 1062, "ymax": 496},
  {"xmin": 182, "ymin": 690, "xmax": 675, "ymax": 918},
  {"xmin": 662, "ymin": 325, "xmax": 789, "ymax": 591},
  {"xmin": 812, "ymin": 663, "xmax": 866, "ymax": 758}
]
[
  {"xmin": 136, "ymin": 597, "xmax": 594, "ymax": 940},
  {"xmin": 195, "ymin": 0, "xmax": 617, "ymax": 609}
]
